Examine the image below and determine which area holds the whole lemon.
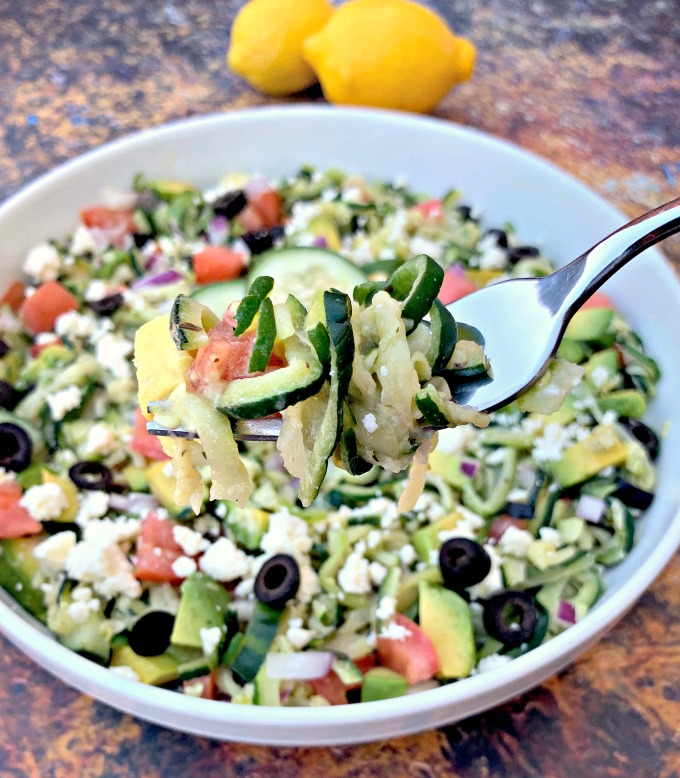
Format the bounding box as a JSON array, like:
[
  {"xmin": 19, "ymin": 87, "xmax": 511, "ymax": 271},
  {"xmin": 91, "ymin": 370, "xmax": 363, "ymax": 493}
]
[
  {"xmin": 303, "ymin": 0, "xmax": 476, "ymax": 113},
  {"xmin": 228, "ymin": 0, "xmax": 334, "ymax": 96}
]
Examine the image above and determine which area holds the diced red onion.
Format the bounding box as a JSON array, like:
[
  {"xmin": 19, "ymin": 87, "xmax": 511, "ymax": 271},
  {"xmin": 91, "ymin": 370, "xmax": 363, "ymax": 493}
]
[
  {"xmin": 131, "ymin": 269, "xmax": 184, "ymax": 290},
  {"xmin": 312, "ymin": 236, "xmax": 328, "ymax": 248},
  {"xmin": 264, "ymin": 651, "xmax": 334, "ymax": 681},
  {"xmin": 448, "ymin": 262, "xmax": 466, "ymax": 277},
  {"xmin": 144, "ymin": 252, "xmax": 161, "ymax": 272},
  {"xmin": 575, "ymin": 494, "xmax": 606, "ymax": 524},
  {"xmin": 556, "ymin": 599, "xmax": 576, "ymax": 626},
  {"xmin": 207, "ymin": 216, "xmax": 229, "ymax": 245},
  {"xmin": 460, "ymin": 459, "xmax": 478, "ymax": 477},
  {"xmin": 244, "ymin": 176, "xmax": 272, "ymax": 200}
]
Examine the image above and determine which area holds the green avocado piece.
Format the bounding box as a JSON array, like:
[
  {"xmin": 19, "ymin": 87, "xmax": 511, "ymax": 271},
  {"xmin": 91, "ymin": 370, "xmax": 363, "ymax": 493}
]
[
  {"xmin": 225, "ymin": 504, "xmax": 270, "ymax": 550},
  {"xmin": 564, "ymin": 308, "xmax": 614, "ymax": 343},
  {"xmin": 111, "ymin": 644, "xmax": 180, "ymax": 685},
  {"xmin": 411, "ymin": 512, "xmax": 463, "ymax": 562},
  {"xmin": 360, "ymin": 667, "xmax": 408, "ymax": 702},
  {"xmin": 49, "ymin": 586, "xmax": 111, "ymax": 662},
  {"xmin": 170, "ymin": 572, "xmax": 232, "ymax": 649},
  {"xmin": 550, "ymin": 424, "xmax": 628, "ymax": 487},
  {"xmin": 0, "ymin": 536, "xmax": 47, "ymax": 622},
  {"xmin": 598, "ymin": 389, "xmax": 647, "ymax": 419},
  {"xmin": 556, "ymin": 337, "xmax": 586, "ymax": 364},
  {"xmin": 147, "ymin": 179, "xmax": 199, "ymax": 202},
  {"xmin": 418, "ymin": 581, "xmax": 475, "ymax": 679}
]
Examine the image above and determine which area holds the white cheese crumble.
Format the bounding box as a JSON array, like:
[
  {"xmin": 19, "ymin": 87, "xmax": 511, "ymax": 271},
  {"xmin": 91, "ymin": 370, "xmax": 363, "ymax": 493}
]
[
  {"xmin": 47, "ymin": 385, "xmax": 83, "ymax": 421},
  {"xmin": 23, "ymin": 243, "xmax": 60, "ymax": 282},
  {"xmin": 474, "ymin": 653, "xmax": 513, "ymax": 674},
  {"xmin": 172, "ymin": 525, "xmax": 210, "ymax": 557},
  {"xmin": 84, "ymin": 279, "xmax": 119, "ymax": 302},
  {"xmin": 75, "ymin": 490, "xmax": 110, "ymax": 525},
  {"xmin": 337, "ymin": 551, "xmax": 372, "ymax": 595},
  {"xmin": 539, "ymin": 527, "xmax": 562, "ymax": 548},
  {"xmin": 65, "ymin": 535, "xmax": 141, "ymax": 600},
  {"xmin": 375, "ymin": 595, "xmax": 396, "ymax": 622},
  {"xmin": 469, "ymin": 544, "xmax": 504, "ymax": 599},
  {"xmin": 398, "ymin": 544, "xmax": 417, "ymax": 566},
  {"xmin": 84, "ymin": 422, "xmax": 118, "ymax": 457},
  {"xmin": 0, "ymin": 468, "xmax": 16, "ymax": 485},
  {"xmin": 369, "ymin": 560, "xmax": 388, "ymax": 586},
  {"xmin": 55, "ymin": 310, "xmax": 97, "ymax": 340},
  {"xmin": 476, "ymin": 233, "xmax": 509, "ymax": 271},
  {"xmin": 33, "ymin": 530, "xmax": 77, "ymax": 575},
  {"xmin": 531, "ymin": 422, "xmax": 577, "ymax": 463},
  {"xmin": 70, "ymin": 225, "xmax": 107, "ymax": 255},
  {"xmin": 362, "ymin": 413, "xmax": 379, "ymax": 433},
  {"xmin": 286, "ymin": 624, "xmax": 315, "ymax": 650},
  {"xmin": 199, "ymin": 626, "xmax": 223, "ymax": 657},
  {"xmin": 95, "ymin": 333, "xmax": 133, "ymax": 379},
  {"xmin": 110, "ymin": 665, "xmax": 141, "ymax": 682},
  {"xmin": 171, "ymin": 555, "xmax": 198, "ymax": 578},
  {"xmin": 199, "ymin": 537, "xmax": 250, "ymax": 582},
  {"xmin": 435, "ymin": 424, "xmax": 477, "ymax": 457},
  {"xmin": 20, "ymin": 482, "xmax": 68, "ymax": 521},
  {"xmin": 378, "ymin": 621, "xmax": 412, "ymax": 640},
  {"xmin": 498, "ymin": 525, "xmax": 535, "ymax": 558}
]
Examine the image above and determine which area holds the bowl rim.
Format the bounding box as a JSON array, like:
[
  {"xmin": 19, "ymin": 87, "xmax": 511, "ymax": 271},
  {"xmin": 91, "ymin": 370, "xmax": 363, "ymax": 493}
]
[{"xmin": 1, "ymin": 104, "xmax": 679, "ymax": 746}]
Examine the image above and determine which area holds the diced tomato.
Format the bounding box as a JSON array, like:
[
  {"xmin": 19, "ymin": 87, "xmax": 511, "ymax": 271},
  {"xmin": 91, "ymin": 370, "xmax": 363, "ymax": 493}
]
[
  {"xmin": 134, "ymin": 512, "xmax": 185, "ymax": 584},
  {"xmin": 487, "ymin": 516, "xmax": 528, "ymax": 543},
  {"xmin": 310, "ymin": 653, "xmax": 377, "ymax": 705},
  {"xmin": 188, "ymin": 319, "xmax": 285, "ymax": 395},
  {"xmin": 376, "ymin": 613, "xmax": 440, "ymax": 684},
  {"xmin": 438, "ymin": 271, "xmax": 478, "ymax": 305},
  {"xmin": 1, "ymin": 281, "xmax": 26, "ymax": 312},
  {"xmin": 0, "ymin": 482, "xmax": 43, "ymax": 539},
  {"xmin": 193, "ymin": 246, "xmax": 246, "ymax": 285},
  {"xmin": 130, "ymin": 409, "xmax": 170, "ymax": 460},
  {"xmin": 412, "ymin": 199, "xmax": 445, "ymax": 221},
  {"xmin": 80, "ymin": 205, "xmax": 137, "ymax": 234},
  {"xmin": 580, "ymin": 291, "xmax": 615, "ymax": 310},
  {"xmin": 19, "ymin": 281, "xmax": 78, "ymax": 335},
  {"xmin": 249, "ymin": 190, "xmax": 283, "ymax": 228},
  {"xmin": 237, "ymin": 205, "xmax": 267, "ymax": 233}
]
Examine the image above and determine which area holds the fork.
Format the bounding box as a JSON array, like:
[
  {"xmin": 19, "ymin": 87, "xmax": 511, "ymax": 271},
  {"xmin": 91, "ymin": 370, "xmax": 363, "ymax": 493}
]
[{"xmin": 147, "ymin": 196, "xmax": 680, "ymax": 442}]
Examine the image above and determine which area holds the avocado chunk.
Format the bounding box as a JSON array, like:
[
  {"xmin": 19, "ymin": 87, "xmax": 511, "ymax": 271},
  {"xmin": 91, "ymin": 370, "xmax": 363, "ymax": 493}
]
[
  {"xmin": 412, "ymin": 511, "xmax": 463, "ymax": 562},
  {"xmin": 427, "ymin": 451, "xmax": 473, "ymax": 490},
  {"xmin": 418, "ymin": 581, "xmax": 475, "ymax": 679},
  {"xmin": 48, "ymin": 585, "xmax": 111, "ymax": 662},
  {"xmin": 225, "ymin": 503, "xmax": 270, "ymax": 550},
  {"xmin": 111, "ymin": 643, "xmax": 180, "ymax": 685},
  {"xmin": 598, "ymin": 389, "xmax": 647, "ymax": 419},
  {"xmin": 564, "ymin": 308, "xmax": 614, "ymax": 343},
  {"xmin": 556, "ymin": 337, "xmax": 586, "ymax": 364},
  {"xmin": 0, "ymin": 536, "xmax": 47, "ymax": 621},
  {"xmin": 170, "ymin": 572, "xmax": 232, "ymax": 649},
  {"xmin": 550, "ymin": 424, "xmax": 628, "ymax": 488},
  {"xmin": 360, "ymin": 667, "xmax": 408, "ymax": 702},
  {"xmin": 147, "ymin": 179, "xmax": 199, "ymax": 202}
]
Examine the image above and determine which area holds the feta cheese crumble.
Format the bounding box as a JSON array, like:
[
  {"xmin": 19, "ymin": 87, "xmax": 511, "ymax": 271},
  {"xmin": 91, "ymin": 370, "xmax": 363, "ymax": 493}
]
[
  {"xmin": 23, "ymin": 243, "xmax": 60, "ymax": 282},
  {"xmin": 337, "ymin": 550, "xmax": 372, "ymax": 594},
  {"xmin": 199, "ymin": 537, "xmax": 250, "ymax": 582},
  {"xmin": 20, "ymin": 482, "xmax": 68, "ymax": 521},
  {"xmin": 47, "ymin": 385, "xmax": 83, "ymax": 421},
  {"xmin": 199, "ymin": 626, "xmax": 223, "ymax": 657}
]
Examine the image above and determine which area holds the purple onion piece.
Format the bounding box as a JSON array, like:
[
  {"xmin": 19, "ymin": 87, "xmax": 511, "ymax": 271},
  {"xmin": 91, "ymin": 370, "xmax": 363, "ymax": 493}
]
[
  {"xmin": 207, "ymin": 216, "xmax": 229, "ymax": 245},
  {"xmin": 575, "ymin": 494, "xmax": 606, "ymax": 524},
  {"xmin": 264, "ymin": 651, "xmax": 334, "ymax": 681},
  {"xmin": 556, "ymin": 599, "xmax": 577, "ymax": 626},
  {"xmin": 312, "ymin": 236, "xmax": 328, "ymax": 248},
  {"xmin": 460, "ymin": 459, "xmax": 478, "ymax": 477},
  {"xmin": 131, "ymin": 269, "xmax": 184, "ymax": 290}
]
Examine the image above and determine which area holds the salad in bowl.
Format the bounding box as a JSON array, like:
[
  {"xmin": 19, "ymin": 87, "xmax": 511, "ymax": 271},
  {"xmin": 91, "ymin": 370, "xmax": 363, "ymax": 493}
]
[{"xmin": 0, "ymin": 162, "xmax": 661, "ymax": 708}]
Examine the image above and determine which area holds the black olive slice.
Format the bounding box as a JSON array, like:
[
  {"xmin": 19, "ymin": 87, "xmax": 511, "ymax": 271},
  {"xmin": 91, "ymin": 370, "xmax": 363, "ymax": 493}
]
[
  {"xmin": 0, "ymin": 381, "xmax": 24, "ymax": 411},
  {"xmin": 88, "ymin": 293, "xmax": 124, "ymax": 317},
  {"xmin": 484, "ymin": 228, "xmax": 509, "ymax": 248},
  {"xmin": 0, "ymin": 422, "xmax": 32, "ymax": 472},
  {"xmin": 68, "ymin": 461, "xmax": 114, "ymax": 491},
  {"xmin": 619, "ymin": 417, "xmax": 660, "ymax": 461},
  {"xmin": 483, "ymin": 590, "xmax": 538, "ymax": 646},
  {"xmin": 132, "ymin": 233, "xmax": 152, "ymax": 249},
  {"xmin": 0, "ymin": 338, "xmax": 10, "ymax": 359},
  {"xmin": 439, "ymin": 538, "xmax": 491, "ymax": 592},
  {"xmin": 507, "ymin": 246, "xmax": 540, "ymax": 264},
  {"xmin": 212, "ymin": 190, "xmax": 248, "ymax": 220},
  {"xmin": 456, "ymin": 204, "xmax": 479, "ymax": 223},
  {"xmin": 610, "ymin": 479, "xmax": 654, "ymax": 511},
  {"xmin": 241, "ymin": 226, "xmax": 285, "ymax": 255},
  {"xmin": 254, "ymin": 553, "xmax": 300, "ymax": 609},
  {"xmin": 128, "ymin": 611, "xmax": 176, "ymax": 657}
]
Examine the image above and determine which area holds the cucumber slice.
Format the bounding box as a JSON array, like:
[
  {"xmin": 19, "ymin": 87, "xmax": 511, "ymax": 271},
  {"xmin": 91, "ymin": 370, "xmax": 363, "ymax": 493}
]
[
  {"xmin": 191, "ymin": 279, "xmax": 247, "ymax": 318},
  {"xmin": 170, "ymin": 294, "xmax": 219, "ymax": 351},
  {"xmin": 229, "ymin": 602, "xmax": 283, "ymax": 683},
  {"xmin": 247, "ymin": 297, "xmax": 276, "ymax": 373},
  {"xmin": 427, "ymin": 299, "xmax": 458, "ymax": 374},
  {"xmin": 217, "ymin": 334, "xmax": 324, "ymax": 420},
  {"xmin": 388, "ymin": 254, "xmax": 444, "ymax": 332},
  {"xmin": 234, "ymin": 276, "xmax": 274, "ymax": 336},
  {"xmin": 299, "ymin": 291, "xmax": 354, "ymax": 507},
  {"xmin": 249, "ymin": 247, "xmax": 367, "ymax": 307}
]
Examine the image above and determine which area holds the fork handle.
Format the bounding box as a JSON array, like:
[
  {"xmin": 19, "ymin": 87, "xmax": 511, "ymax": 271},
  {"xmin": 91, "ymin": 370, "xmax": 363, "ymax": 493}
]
[{"xmin": 536, "ymin": 196, "xmax": 680, "ymax": 318}]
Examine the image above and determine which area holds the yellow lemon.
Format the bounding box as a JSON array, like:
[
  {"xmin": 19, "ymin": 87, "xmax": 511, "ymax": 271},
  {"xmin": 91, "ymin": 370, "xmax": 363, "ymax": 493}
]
[
  {"xmin": 228, "ymin": 0, "xmax": 334, "ymax": 96},
  {"xmin": 303, "ymin": 0, "xmax": 476, "ymax": 113}
]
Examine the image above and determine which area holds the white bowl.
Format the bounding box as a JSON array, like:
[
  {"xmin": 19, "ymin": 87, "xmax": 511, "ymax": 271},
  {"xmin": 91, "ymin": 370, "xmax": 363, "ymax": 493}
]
[{"xmin": 1, "ymin": 106, "xmax": 679, "ymax": 746}]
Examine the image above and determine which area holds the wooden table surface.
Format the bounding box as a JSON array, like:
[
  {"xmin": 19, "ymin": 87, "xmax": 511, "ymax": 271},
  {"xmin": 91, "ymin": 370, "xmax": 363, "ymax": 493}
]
[{"xmin": 1, "ymin": 1, "xmax": 679, "ymax": 775}]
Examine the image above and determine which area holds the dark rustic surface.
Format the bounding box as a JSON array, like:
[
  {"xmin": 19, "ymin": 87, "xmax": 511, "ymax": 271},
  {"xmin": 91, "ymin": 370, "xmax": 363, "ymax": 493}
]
[{"xmin": 1, "ymin": 0, "xmax": 679, "ymax": 775}]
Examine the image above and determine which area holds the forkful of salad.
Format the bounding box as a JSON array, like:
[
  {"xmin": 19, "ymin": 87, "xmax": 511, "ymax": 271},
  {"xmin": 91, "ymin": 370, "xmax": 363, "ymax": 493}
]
[{"xmin": 137, "ymin": 195, "xmax": 680, "ymax": 510}]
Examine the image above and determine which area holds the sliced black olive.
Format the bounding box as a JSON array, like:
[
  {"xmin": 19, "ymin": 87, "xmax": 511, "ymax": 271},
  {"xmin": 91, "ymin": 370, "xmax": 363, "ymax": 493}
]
[
  {"xmin": 439, "ymin": 538, "xmax": 491, "ymax": 592},
  {"xmin": 68, "ymin": 461, "xmax": 113, "ymax": 491},
  {"xmin": 241, "ymin": 226, "xmax": 285, "ymax": 255},
  {"xmin": 619, "ymin": 417, "xmax": 660, "ymax": 461},
  {"xmin": 254, "ymin": 553, "xmax": 300, "ymax": 609},
  {"xmin": 610, "ymin": 479, "xmax": 654, "ymax": 511},
  {"xmin": 456, "ymin": 204, "xmax": 479, "ymax": 223},
  {"xmin": 502, "ymin": 501, "xmax": 535, "ymax": 520},
  {"xmin": 88, "ymin": 293, "xmax": 124, "ymax": 317},
  {"xmin": 483, "ymin": 590, "xmax": 538, "ymax": 646},
  {"xmin": 212, "ymin": 189, "xmax": 248, "ymax": 220},
  {"xmin": 128, "ymin": 611, "xmax": 176, "ymax": 657},
  {"xmin": 484, "ymin": 228, "xmax": 508, "ymax": 248},
  {"xmin": 0, "ymin": 338, "xmax": 9, "ymax": 359},
  {"xmin": 0, "ymin": 381, "xmax": 24, "ymax": 412},
  {"xmin": 132, "ymin": 232, "xmax": 152, "ymax": 249},
  {"xmin": 507, "ymin": 245, "xmax": 540, "ymax": 265},
  {"xmin": 0, "ymin": 422, "xmax": 32, "ymax": 472}
]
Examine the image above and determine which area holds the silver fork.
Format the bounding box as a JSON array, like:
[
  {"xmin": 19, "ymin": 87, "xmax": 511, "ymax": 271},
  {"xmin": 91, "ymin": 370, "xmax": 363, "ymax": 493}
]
[{"xmin": 147, "ymin": 196, "xmax": 680, "ymax": 442}]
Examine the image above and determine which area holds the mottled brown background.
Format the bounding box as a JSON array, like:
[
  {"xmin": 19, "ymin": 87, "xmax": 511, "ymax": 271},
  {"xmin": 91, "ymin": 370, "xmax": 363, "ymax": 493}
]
[{"xmin": 1, "ymin": 0, "xmax": 679, "ymax": 775}]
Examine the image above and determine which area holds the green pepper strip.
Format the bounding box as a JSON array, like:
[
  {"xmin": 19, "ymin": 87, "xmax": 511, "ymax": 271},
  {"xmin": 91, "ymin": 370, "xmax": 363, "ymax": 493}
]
[{"xmin": 462, "ymin": 448, "xmax": 518, "ymax": 517}]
